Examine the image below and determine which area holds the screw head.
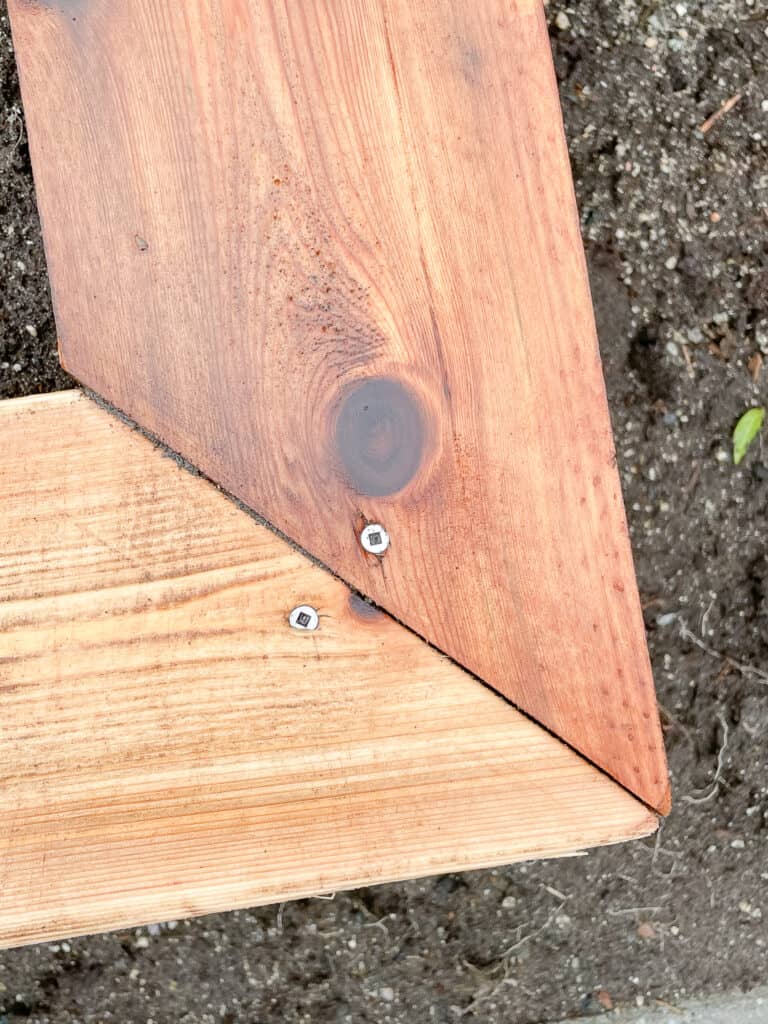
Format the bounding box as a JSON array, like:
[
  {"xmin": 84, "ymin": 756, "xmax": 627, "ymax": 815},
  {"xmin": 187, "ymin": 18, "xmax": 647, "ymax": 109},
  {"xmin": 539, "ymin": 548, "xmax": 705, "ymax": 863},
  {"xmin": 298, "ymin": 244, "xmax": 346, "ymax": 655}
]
[
  {"xmin": 360, "ymin": 523, "xmax": 390, "ymax": 555},
  {"xmin": 289, "ymin": 605, "xmax": 319, "ymax": 631}
]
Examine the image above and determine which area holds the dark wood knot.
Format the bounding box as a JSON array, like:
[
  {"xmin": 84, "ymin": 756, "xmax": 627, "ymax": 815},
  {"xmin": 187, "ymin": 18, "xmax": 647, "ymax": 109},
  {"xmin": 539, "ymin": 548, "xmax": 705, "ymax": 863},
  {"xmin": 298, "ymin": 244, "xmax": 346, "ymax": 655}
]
[{"xmin": 334, "ymin": 377, "xmax": 425, "ymax": 497}]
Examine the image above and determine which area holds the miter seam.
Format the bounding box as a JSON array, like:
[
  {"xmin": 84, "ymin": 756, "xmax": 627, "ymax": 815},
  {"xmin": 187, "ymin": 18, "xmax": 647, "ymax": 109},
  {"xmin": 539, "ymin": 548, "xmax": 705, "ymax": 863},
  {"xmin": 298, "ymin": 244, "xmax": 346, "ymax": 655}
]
[{"xmin": 81, "ymin": 385, "xmax": 667, "ymax": 820}]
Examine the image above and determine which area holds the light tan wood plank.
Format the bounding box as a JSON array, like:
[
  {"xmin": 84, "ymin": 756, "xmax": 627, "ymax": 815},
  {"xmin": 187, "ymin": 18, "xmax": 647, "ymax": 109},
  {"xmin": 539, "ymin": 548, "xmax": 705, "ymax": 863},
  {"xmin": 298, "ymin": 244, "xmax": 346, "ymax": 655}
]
[
  {"xmin": 0, "ymin": 392, "xmax": 656, "ymax": 949},
  {"xmin": 8, "ymin": 0, "xmax": 669, "ymax": 811}
]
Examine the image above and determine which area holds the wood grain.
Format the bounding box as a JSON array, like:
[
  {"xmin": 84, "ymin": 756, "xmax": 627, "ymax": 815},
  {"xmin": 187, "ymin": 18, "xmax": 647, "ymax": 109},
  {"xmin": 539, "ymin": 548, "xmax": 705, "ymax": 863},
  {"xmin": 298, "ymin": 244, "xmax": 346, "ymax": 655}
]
[
  {"xmin": 0, "ymin": 392, "xmax": 656, "ymax": 948},
  {"xmin": 8, "ymin": 0, "xmax": 669, "ymax": 811}
]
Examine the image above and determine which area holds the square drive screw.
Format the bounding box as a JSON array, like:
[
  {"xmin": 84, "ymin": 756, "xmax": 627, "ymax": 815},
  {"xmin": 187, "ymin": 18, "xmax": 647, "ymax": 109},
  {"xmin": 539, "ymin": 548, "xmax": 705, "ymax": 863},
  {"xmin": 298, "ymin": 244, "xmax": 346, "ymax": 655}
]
[
  {"xmin": 360, "ymin": 523, "xmax": 389, "ymax": 555},
  {"xmin": 289, "ymin": 605, "xmax": 319, "ymax": 631}
]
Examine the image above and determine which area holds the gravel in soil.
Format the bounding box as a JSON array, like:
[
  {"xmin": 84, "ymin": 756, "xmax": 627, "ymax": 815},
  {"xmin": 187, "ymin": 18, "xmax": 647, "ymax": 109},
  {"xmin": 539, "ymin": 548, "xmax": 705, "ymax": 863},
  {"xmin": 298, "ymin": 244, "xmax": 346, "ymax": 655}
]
[{"xmin": 1, "ymin": 0, "xmax": 767, "ymax": 1021}]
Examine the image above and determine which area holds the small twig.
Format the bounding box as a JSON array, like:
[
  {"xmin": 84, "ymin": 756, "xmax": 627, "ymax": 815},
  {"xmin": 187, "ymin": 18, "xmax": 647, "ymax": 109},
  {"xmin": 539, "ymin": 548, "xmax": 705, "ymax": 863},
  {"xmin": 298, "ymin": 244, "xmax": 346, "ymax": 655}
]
[
  {"xmin": 683, "ymin": 462, "xmax": 701, "ymax": 504},
  {"xmin": 3, "ymin": 107, "xmax": 25, "ymax": 169},
  {"xmin": 497, "ymin": 902, "xmax": 565, "ymax": 959},
  {"xmin": 648, "ymin": 824, "xmax": 679, "ymax": 877},
  {"xmin": 540, "ymin": 884, "xmax": 568, "ymax": 901},
  {"xmin": 681, "ymin": 343, "xmax": 695, "ymax": 378},
  {"xmin": 682, "ymin": 712, "xmax": 729, "ymax": 806},
  {"xmin": 658, "ymin": 702, "xmax": 695, "ymax": 745},
  {"xmin": 460, "ymin": 970, "xmax": 518, "ymax": 1017},
  {"xmin": 698, "ymin": 92, "xmax": 743, "ymax": 135},
  {"xmin": 653, "ymin": 998, "xmax": 686, "ymax": 1013},
  {"xmin": 461, "ymin": 902, "xmax": 565, "ymax": 1016},
  {"xmin": 460, "ymin": 901, "xmax": 569, "ymax": 1011},
  {"xmin": 388, "ymin": 922, "xmax": 418, "ymax": 960},
  {"xmin": 607, "ymin": 905, "xmax": 664, "ymax": 917},
  {"xmin": 699, "ymin": 596, "xmax": 715, "ymax": 636},
  {"xmin": 363, "ymin": 919, "xmax": 390, "ymax": 938},
  {"xmin": 9, "ymin": 106, "xmax": 22, "ymax": 141},
  {"xmin": 678, "ymin": 620, "xmax": 768, "ymax": 685},
  {"xmin": 749, "ymin": 352, "xmax": 764, "ymax": 383}
]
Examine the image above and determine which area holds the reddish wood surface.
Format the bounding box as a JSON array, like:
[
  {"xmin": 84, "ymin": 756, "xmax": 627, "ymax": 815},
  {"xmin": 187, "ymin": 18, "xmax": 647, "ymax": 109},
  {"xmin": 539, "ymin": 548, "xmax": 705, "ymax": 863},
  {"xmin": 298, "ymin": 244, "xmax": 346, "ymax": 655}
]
[
  {"xmin": 9, "ymin": 0, "xmax": 669, "ymax": 811},
  {"xmin": 0, "ymin": 391, "xmax": 657, "ymax": 948}
]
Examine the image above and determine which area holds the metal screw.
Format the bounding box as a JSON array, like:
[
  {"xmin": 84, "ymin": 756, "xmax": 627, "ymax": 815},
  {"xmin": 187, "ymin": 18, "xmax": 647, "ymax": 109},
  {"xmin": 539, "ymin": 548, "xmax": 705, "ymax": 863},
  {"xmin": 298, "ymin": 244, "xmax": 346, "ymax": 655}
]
[
  {"xmin": 360, "ymin": 523, "xmax": 390, "ymax": 555},
  {"xmin": 289, "ymin": 605, "xmax": 319, "ymax": 631}
]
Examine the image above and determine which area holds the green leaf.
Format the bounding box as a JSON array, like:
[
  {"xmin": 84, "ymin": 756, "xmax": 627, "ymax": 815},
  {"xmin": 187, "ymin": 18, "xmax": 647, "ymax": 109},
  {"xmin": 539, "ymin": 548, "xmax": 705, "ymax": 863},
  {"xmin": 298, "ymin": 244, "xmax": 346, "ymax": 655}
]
[{"xmin": 733, "ymin": 407, "xmax": 765, "ymax": 465}]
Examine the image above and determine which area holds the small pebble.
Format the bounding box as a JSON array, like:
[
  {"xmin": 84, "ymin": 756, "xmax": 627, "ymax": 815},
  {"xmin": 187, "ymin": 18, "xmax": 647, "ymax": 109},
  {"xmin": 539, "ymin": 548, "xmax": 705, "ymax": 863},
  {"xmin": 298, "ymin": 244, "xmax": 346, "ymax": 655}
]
[
  {"xmin": 597, "ymin": 990, "xmax": 614, "ymax": 1010},
  {"xmin": 555, "ymin": 11, "xmax": 571, "ymax": 30},
  {"xmin": 379, "ymin": 987, "xmax": 395, "ymax": 1003}
]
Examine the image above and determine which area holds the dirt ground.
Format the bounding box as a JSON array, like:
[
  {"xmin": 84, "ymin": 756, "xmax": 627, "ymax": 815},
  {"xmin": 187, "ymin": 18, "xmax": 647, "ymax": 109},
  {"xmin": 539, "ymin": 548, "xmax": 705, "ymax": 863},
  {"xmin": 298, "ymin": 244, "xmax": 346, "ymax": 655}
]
[{"xmin": 1, "ymin": 1, "xmax": 767, "ymax": 1021}]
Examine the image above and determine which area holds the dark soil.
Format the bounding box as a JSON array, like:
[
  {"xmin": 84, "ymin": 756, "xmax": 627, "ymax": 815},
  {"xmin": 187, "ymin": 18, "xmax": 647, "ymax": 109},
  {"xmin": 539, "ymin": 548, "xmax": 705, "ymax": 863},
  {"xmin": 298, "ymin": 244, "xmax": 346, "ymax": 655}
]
[{"xmin": 1, "ymin": 1, "xmax": 767, "ymax": 1021}]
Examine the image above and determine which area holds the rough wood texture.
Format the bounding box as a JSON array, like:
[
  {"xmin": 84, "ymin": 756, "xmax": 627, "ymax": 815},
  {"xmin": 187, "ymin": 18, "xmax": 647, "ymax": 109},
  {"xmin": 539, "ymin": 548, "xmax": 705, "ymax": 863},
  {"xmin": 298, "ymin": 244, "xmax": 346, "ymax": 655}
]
[
  {"xmin": 0, "ymin": 392, "xmax": 656, "ymax": 949},
  {"xmin": 9, "ymin": 0, "xmax": 669, "ymax": 812}
]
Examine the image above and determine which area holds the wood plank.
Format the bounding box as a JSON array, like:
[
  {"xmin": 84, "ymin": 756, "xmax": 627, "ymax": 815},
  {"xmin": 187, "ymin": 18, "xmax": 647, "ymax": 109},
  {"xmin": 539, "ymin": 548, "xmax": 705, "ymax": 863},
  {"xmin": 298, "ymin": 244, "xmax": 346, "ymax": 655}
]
[
  {"xmin": 8, "ymin": 0, "xmax": 669, "ymax": 812},
  {"xmin": 0, "ymin": 391, "xmax": 656, "ymax": 949}
]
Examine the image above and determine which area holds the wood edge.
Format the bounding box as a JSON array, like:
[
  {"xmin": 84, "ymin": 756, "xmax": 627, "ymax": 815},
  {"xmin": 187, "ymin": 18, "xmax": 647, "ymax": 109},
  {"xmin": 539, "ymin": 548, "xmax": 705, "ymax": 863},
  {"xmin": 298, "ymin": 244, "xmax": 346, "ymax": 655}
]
[
  {"xmin": 534, "ymin": 0, "xmax": 671, "ymax": 817},
  {"xmin": 0, "ymin": 387, "xmax": 82, "ymax": 413},
  {"xmin": 0, "ymin": 808, "xmax": 659, "ymax": 951}
]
